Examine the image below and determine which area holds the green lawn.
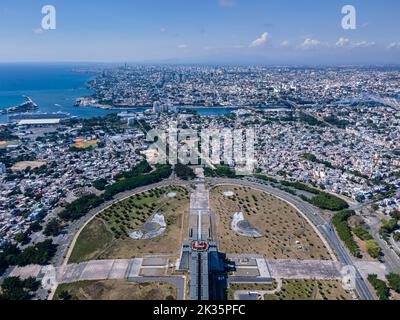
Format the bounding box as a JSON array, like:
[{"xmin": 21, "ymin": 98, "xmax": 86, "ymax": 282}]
[
  {"xmin": 264, "ymin": 280, "xmax": 353, "ymax": 300},
  {"xmin": 68, "ymin": 186, "xmax": 189, "ymax": 262},
  {"xmin": 68, "ymin": 218, "xmax": 113, "ymax": 263},
  {"xmin": 97, "ymin": 186, "xmax": 188, "ymax": 239}
]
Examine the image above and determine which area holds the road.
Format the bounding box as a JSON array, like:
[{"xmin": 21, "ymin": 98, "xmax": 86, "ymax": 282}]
[
  {"xmin": 58, "ymin": 179, "xmax": 185, "ymax": 268},
  {"xmin": 37, "ymin": 175, "xmax": 376, "ymax": 300},
  {"xmin": 369, "ymin": 218, "xmax": 400, "ymax": 274},
  {"xmin": 206, "ymin": 176, "xmax": 376, "ymax": 300},
  {"xmin": 43, "ymin": 179, "xmax": 187, "ymax": 300}
]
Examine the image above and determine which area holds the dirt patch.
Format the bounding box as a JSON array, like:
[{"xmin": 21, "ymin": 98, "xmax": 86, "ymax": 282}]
[
  {"xmin": 71, "ymin": 186, "xmax": 190, "ymax": 261},
  {"xmin": 210, "ymin": 185, "xmax": 331, "ymax": 260},
  {"xmin": 55, "ymin": 280, "xmax": 177, "ymax": 300},
  {"xmin": 11, "ymin": 161, "xmax": 46, "ymax": 171}
]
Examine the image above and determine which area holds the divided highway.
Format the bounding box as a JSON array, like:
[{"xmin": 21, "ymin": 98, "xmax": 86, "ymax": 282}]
[{"xmin": 207, "ymin": 177, "xmax": 376, "ymax": 300}]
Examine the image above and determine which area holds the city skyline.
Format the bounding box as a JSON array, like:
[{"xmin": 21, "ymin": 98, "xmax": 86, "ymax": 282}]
[
  {"xmin": 0, "ymin": 0, "xmax": 400, "ymax": 65},
  {"xmin": 1, "ymin": 0, "xmax": 400, "ymax": 306}
]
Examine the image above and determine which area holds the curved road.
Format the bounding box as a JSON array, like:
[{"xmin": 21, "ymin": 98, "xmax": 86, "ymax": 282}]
[
  {"xmin": 206, "ymin": 177, "xmax": 376, "ymax": 300},
  {"xmin": 46, "ymin": 179, "xmax": 188, "ymax": 300},
  {"xmin": 48, "ymin": 176, "xmax": 375, "ymax": 300}
]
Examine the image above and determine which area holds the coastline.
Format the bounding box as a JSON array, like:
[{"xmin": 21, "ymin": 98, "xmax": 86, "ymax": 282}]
[{"xmin": 0, "ymin": 96, "xmax": 38, "ymax": 114}]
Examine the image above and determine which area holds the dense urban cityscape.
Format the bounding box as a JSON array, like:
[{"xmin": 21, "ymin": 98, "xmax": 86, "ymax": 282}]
[
  {"xmin": 0, "ymin": 65, "xmax": 400, "ymax": 302},
  {"xmin": 1, "ymin": 1, "xmax": 400, "ymax": 311}
]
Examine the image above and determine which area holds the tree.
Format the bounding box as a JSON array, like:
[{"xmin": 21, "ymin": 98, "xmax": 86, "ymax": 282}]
[
  {"xmin": 204, "ymin": 165, "xmax": 237, "ymax": 178},
  {"xmin": 58, "ymin": 163, "xmax": 171, "ymax": 222},
  {"xmin": 15, "ymin": 232, "xmax": 31, "ymax": 245},
  {"xmin": 309, "ymin": 193, "xmax": 349, "ymax": 211},
  {"xmin": 390, "ymin": 210, "xmax": 400, "ymax": 221},
  {"xmin": 28, "ymin": 221, "xmax": 43, "ymax": 233},
  {"xmin": 353, "ymin": 227, "xmax": 373, "ymax": 241},
  {"xmin": 371, "ymin": 204, "xmax": 379, "ymax": 212},
  {"xmin": 14, "ymin": 240, "xmax": 57, "ymax": 266},
  {"xmin": 380, "ymin": 219, "xmax": 399, "ymax": 241},
  {"xmin": 58, "ymin": 290, "xmax": 72, "ymax": 300},
  {"xmin": 0, "ymin": 276, "xmax": 40, "ymax": 300},
  {"xmin": 365, "ymin": 240, "xmax": 381, "ymax": 259},
  {"xmin": 386, "ymin": 273, "xmax": 400, "ymax": 293},
  {"xmin": 332, "ymin": 210, "xmax": 361, "ymax": 258},
  {"xmin": 367, "ymin": 274, "xmax": 390, "ymax": 300},
  {"xmin": 0, "ymin": 243, "xmax": 20, "ymax": 276},
  {"xmin": 174, "ymin": 164, "xmax": 195, "ymax": 180},
  {"xmin": 92, "ymin": 178, "xmax": 108, "ymax": 191},
  {"xmin": 43, "ymin": 218, "xmax": 63, "ymax": 237}
]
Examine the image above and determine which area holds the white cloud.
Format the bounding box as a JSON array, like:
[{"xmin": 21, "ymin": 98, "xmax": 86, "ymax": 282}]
[
  {"xmin": 250, "ymin": 32, "xmax": 269, "ymax": 48},
  {"xmin": 219, "ymin": 0, "xmax": 235, "ymax": 7},
  {"xmin": 335, "ymin": 37, "xmax": 350, "ymax": 47},
  {"xmin": 300, "ymin": 38, "xmax": 321, "ymax": 49},
  {"xmin": 353, "ymin": 41, "xmax": 375, "ymax": 48},
  {"xmin": 280, "ymin": 40, "xmax": 290, "ymax": 47},
  {"xmin": 335, "ymin": 38, "xmax": 377, "ymax": 49},
  {"xmin": 33, "ymin": 28, "xmax": 44, "ymax": 35},
  {"xmin": 177, "ymin": 44, "xmax": 188, "ymax": 49},
  {"xmin": 387, "ymin": 42, "xmax": 400, "ymax": 49},
  {"xmin": 160, "ymin": 27, "xmax": 167, "ymax": 33}
]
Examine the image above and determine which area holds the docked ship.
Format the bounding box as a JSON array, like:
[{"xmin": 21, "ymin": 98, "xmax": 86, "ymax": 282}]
[
  {"xmin": 0, "ymin": 96, "xmax": 38, "ymax": 114},
  {"xmin": 8, "ymin": 111, "xmax": 71, "ymax": 123}
]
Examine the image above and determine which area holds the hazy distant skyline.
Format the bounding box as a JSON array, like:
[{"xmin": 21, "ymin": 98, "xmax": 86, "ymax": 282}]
[{"xmin": 1, "ymin": 0, "xmax": 400, "ymax": 65}]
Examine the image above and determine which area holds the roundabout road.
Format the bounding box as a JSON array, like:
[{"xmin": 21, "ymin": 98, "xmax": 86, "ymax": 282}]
[
  {"xmin": 206, "ymin": 177, "xmax": 376, "ymax": 301},
  {"xmin": 48, "ymin": 179, "xmax": 189, "ymax": 300}
]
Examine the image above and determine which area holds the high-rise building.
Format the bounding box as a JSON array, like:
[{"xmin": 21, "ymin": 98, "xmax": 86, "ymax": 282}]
[
  {"xmin": 0, "ymin": 162, "xmax": 6, "ymax": 174},
  {"xmin": 153, "ymin": 101, "xmax": 164, "ymax": 113},
  {"xmin": 153, "ymin": 100, "xmax": 178, "ymax": 113}
]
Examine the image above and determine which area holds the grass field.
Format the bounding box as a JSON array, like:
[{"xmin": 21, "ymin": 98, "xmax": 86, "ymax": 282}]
[
  {"xmin": 70, "ymin": 139, "xmax": 98, "ymax": 149},
  {"xmin": 210, "ymin": 185, "xmax": 331, "ymax": 260},
  {"xmin": 69, "ymin": 186, "xmax": 190, "ymax": 263},
  {"xmin": 0, "ymin": 140, "xmax": 19, "ymax": 150},
  {"xmin": 264, "ymin": 279, "xmax": 353, "ymax": 300},
  {"xmin": 69, "ymin": 219, "xmax": 114, "ymax": 263},
  {"xmin": 55, "ymin": 280, "xmax": 177, "ymax": 300}
]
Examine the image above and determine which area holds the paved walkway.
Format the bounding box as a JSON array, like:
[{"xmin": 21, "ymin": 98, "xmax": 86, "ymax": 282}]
[
  {"xmin": 227, "ymin": 254, "xmax": 343, "ymax": 281},
  {"xmin": 9, "ymin": 256, "xmax": 186, "ymax": 299},
  {"xmin": 267, "ymin": 259, "xmax": 342, "ymax": 280}
]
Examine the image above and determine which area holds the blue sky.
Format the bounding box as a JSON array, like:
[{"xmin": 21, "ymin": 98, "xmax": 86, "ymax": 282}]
[{"xmin": 0, "ymin": 0, "xmax": 399, "ymax": 64}]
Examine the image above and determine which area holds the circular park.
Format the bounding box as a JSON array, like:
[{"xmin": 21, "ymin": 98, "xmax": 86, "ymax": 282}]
[
  {"xmin": 210, "ymin": 185, "xmax": 332, "ymax": 260},
  {"xmin": 68, "ymin": 185, "xmax": 190, "ymax": 263}
]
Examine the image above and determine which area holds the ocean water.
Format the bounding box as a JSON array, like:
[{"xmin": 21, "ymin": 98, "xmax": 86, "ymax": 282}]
[
  {"xmin": 0, "ymin": 64, "xmax": 235, "ymax": 124},
  {"xmin": 0, "ymin": 64, "xmax": 117, "ymax": 123}
]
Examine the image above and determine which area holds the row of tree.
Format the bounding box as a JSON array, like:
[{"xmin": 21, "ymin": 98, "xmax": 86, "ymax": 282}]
[
  {"xmin": 280, "ymin": 179, "xmax": 349, "ymax": 211},
  {"xmin": 332, "ymin": 210, "xmax": 361, "ymax": 258},
  {"xmin": 0, "ymin": 276, "xmax": 40, "ymax": 300},
  {"xmin": 204, "ymin": 165, "xmax": 237, "ymax": 178},
  {"xmin": 58, "ymin": 162, "xmax": 171, "ymax": 222},
  {"xmin": 380, "ymin": 210, "xmax": 400, "ymax": 242},
  {"xmin": 368, "ymin": 273, "xmax": 400, "ymax": 300},
  {"xmin": 174, "ymin": 164, "xmax": 196, "ymax": 180},
  {"xmin": 0, "ymin": 240, "xmax": 58, "ymax": 276}
]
